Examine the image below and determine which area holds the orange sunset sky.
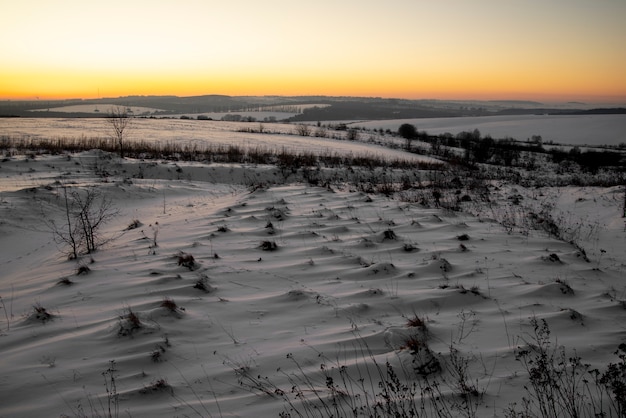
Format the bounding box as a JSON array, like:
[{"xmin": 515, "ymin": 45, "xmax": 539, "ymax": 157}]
[{"xmin": 1, "ymin": 0, "xmax": 625, "ymax": 103}]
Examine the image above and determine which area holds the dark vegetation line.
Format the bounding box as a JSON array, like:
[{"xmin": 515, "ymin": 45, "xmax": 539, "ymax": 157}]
[
  {"xmin": 401, "ymin": 127, "xmax": 626, "ymax": 173},
  {"xmin": 0, "ymin": 135, "xmax": 442, "ymax": 171}
]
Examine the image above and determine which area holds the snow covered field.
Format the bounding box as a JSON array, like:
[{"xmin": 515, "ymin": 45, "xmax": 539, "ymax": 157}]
[
  {"xmin": 0, "ymin": 118, "xmax": 426, "ymax": 162},
  {"xmin": 352, "ymin": 114, "xmax": 626, "ymax": 147},
  {"xmin": 3, "ymin": 114, "xmax": 626, "ymax": 150},
  {"xmin": 0, "ymin": 121, "xmax": 625, "ymax": 417}
]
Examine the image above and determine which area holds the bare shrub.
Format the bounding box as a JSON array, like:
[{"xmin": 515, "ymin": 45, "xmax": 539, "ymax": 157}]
[
  {"xmin": 346, "ymin": 128, "xmax": 359, "ymax": 141},
  {"xmin": 402, "ymin": 334, "xmax": 425, "ymax": 352},
  {"xmin": 511, "ymin": 317, "xmax": 626, "ymax": 417},
  {"xmin": 446, "ymin": 346, "xmax": 485, "ymax": 414},
  {"xmin": 260, "ymin": 240, "xmax": 278, "ymax": 251},
  {"xmin": 555, "ymin": 277, "xmax": 574, "ymax": 295},
  {"xmin": 118, "ymin": 307, "xmax": 142, "ymax": 336},
  {"xmin": 32, "ymin": 302, "xmax": 53, "ymax": 322},
  {"xmin": 383, "ymin": 229, "xmax": 397, "ymax": 240},
  {"xmin": 193, "ymin": 276, "xmax": 213, "ymax": 292},
  {"xmin": 47, "ymin": 185, "xmax": 119, "ymax": 260},
  {"xmin": 151, "ymin": 349, "xmax": 163, "ymax": 363},
  {"xmin": 470, "ymin": 285, "xmax": 483, "ymax": 296},
  {"xmin": 150, "ymin": 337, "xmax": 169, "ymax": 363},
  {"xmin": 76, "ymin": 263, "xmax": 91, "ymax": 275},
  {"xmin": 160, "ymin": 297, "xmax": 178, "ymax": 312},
  {"xmin": 57, "ymin": 277, "xmax": 74, "ymax": 286},
  {"xmin": 102, "ymin": 360, "xmax": 119, "ymax": 418},
  {"xmin": 406, "ymin": 314, "xmax": 427, "ymax": 330},
  {"xmin": 140, "ymin": 378, "xmax": 173, "ymax": 395},
  {"xmin": 404, "ymin": 336, "xmax": 442, "ymax": 377},
  {"xmin": 125, "ymin": 219, "xmax": 142, "ymax": 230},
  {"xmin": 294, "ymin": 124, "xmax": 310, "ymax": 136},
  {"xmin": 176, "ymin": 252, "xmax": 196, "ymax": 270}
]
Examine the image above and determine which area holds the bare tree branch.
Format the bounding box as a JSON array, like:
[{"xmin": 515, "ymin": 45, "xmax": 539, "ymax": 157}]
[
  {"xmin": 46, "ymin": 185, "xmax": 119, "ymax": 259},
  {"xmin": 106, "ymin": 106, "xmax": 132, "ymax": 158}
]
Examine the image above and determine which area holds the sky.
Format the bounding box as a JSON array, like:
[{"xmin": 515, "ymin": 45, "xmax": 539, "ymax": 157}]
[{"xmin": 1, "ymin": 0, "xmax": 625, "ymax": 103}]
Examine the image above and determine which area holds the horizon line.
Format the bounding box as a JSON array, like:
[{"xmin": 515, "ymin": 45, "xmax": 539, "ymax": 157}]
[{"xmin": 2, "ymin": 93, "xmax": 626, "ymax": 106}]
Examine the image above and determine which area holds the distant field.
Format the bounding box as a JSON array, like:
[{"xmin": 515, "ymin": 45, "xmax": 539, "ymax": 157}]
[
  {"xmin": 29, "ymin": 104, "xmax": 165, "ymax": 115},
  {"xmin": 351, "ymin": 114, "xmax": 626, "ymax": 146}
]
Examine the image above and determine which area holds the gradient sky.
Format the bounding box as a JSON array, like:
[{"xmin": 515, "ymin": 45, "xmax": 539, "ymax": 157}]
[{"xmin": 1, "ymin": 0, "xmax": 625, "ymax": 102}]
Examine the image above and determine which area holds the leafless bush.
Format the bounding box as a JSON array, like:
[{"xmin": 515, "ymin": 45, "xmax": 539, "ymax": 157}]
[
  {"xmin": 106, "ymin": 106, "xmax": 133, "ymax": 158},
  {"xmin": 31, "ymin": 302, "xmax": 53, "ymax": 322},
  {"xmin": 47, "ymin": 185, "xmax": 118, "ymax": 260},
  {"xmin": 140, "ymin": 378, "xmax": 173, "ymax": 395},
  {"xmin": 406, "ymin": 314, "xmax": 427, "ymax": 330},
  {"xmin": 160, "ymin": 297, "xmax": 178, "ymax": 312},
  {"xmin": 125, "ymin": 219, "xmax": 141, "ymax": 230},
  {"xmin": 176, "ymin": 252, "xmax": 196, "ymax": 270},
  {"xmin": 383, "ymin": 229, "xmax": 397, "ymax": 240},
  {"xmin": 118, "ymin": 307, "xmax": 142, "ymax": 337},
  {"xmin": 193, "ymin": 275, "xmax": 213, "ymax": 292},
  {"xmin": 294, "ymin": 124, "xmax": 310, "ymax": 136},
  {"xmin": 57, "ymin": 277, "xmax": 74, "ymax": 286},
  {"xmin": 509, "ymin": 317, "xmax": 626, "ymax": 418},
  {"xmin": 260, "ymin": 240, "xmax": 278, "ymax": 251}
]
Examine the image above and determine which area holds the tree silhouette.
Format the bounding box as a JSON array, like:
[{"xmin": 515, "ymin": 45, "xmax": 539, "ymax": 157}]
[
  {"xmin": 107, "ymin": 106, "xmax": 132, "ymax": 158},
  {"xmin": 398, "ymin": 123, "xmax": 417, "ymax": 150}
]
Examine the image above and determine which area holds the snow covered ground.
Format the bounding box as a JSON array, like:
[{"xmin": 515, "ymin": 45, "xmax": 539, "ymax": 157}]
[
  {"xmin": 0, "ymin": 118, "xmax": 427, "ymax": 162},
  {"xmin": 0, "ymin": 142, "xmax": 624, "ymax": 416},
  {"xmin": 351, "ymin": 114, "xmax": 626, "ymax": 147}
]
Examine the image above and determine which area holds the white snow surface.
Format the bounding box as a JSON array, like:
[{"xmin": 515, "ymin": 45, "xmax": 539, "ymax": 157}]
[
  {"xmin": 0, "ymin": 149, "xmax": 625, "ymax": 417},
  {"xmin": 351, "ymin": 114, "xmax": 626, "ymax": 146},
  {"xmin": 0, "ymin": 118, "xmax": 436, "ymax": 165}
]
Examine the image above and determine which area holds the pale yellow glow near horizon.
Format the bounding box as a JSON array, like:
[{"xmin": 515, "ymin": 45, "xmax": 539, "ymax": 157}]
[{"xmin": 1, "ymin": 0, "xmax": 625, "ymax": 103}]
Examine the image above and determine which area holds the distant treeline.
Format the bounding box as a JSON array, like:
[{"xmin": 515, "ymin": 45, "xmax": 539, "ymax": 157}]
[
  {"xmin": 288, "ymin": 100, "xmax": 473, "ymax": 121},
  {"xmin": 400, "ymin": 127, "xmax": 626, "ymax": 173},
  {"xmin": 549, "ymin": 108, "xmax": 626, "ymax": 115}
]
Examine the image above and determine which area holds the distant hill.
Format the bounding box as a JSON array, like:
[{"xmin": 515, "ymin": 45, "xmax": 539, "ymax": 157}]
[
  {"xmin": 286, "ymin": 99, "xmax": 476, "ymax": 121},
  {"xmin": 1, "ymin": 95, "xmax": 624, "ymax": 120}
]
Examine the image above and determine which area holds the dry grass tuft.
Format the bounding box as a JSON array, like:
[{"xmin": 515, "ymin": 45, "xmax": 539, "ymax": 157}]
[
  {"xmin": 260, "ymin": 240, "xmax": 278, "ymax": 251},
  {"xmin": 176, "ymin": 252, "xmax": 196, "ymax": 270}
]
